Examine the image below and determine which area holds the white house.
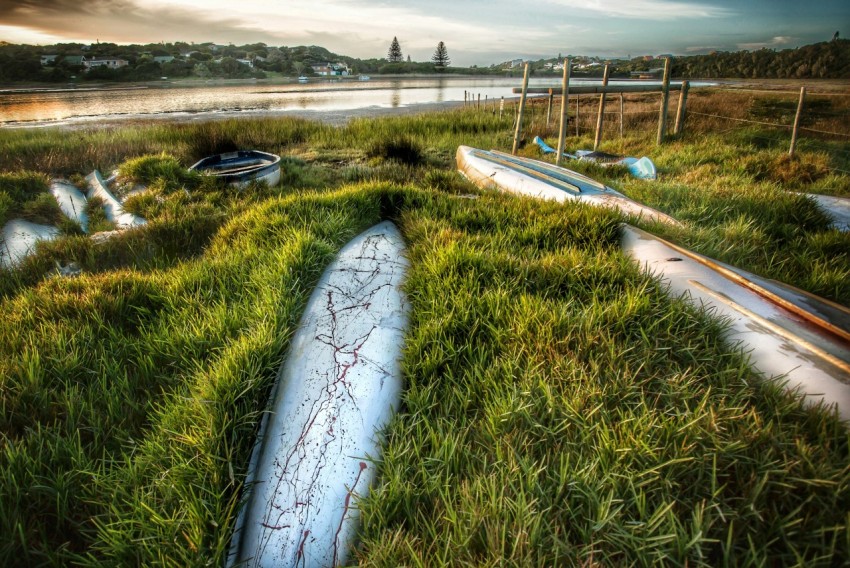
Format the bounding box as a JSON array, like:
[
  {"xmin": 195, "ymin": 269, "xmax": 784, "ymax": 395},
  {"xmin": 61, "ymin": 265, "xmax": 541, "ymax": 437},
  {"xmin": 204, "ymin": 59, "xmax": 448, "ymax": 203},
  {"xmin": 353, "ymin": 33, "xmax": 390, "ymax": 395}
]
[{"xmin": 85, "ymin": 58, "xmax": 129, "ymax": 70}]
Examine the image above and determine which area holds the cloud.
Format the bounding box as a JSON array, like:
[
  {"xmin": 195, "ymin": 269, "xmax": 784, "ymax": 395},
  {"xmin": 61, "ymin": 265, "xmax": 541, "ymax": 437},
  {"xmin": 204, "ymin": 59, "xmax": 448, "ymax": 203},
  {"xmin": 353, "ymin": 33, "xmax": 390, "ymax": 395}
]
[
  {"xmin": 542, "ymin": 0, "xmax": 734, "ymax": 20},
  {"xmin": 0, "ymin": 0, "xmax": 278, "ymax": 44},
  {"xmin": 737, "ymin": 36, "xmax": 797, "ymax": 50}
]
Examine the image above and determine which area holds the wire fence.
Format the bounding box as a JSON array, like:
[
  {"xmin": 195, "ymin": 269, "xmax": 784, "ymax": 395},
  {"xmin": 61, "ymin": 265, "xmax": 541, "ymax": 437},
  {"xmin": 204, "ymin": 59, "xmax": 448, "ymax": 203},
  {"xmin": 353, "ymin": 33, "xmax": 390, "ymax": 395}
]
[{"xmin": 473, "ymin": 83, "xmax": 850, "ymax": 173}]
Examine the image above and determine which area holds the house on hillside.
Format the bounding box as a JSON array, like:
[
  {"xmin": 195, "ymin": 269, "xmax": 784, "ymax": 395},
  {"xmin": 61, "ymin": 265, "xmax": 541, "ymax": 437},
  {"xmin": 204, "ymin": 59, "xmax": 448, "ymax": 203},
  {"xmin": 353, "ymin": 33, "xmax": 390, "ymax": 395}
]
[
  {"xmin": 85, "ymin": 58, "xmax": 129, "ymax": 70},
  {"xmin": 236, "ymin": 58, "xmax": 254, "ymax": 68},
  {"xmin": 40, "ymin": 55, "xmax": 58, "ymax": 66},
  {"xmin": 153, "ymin": 56, "xmax": 175, "ymax": 64},
  {"xmin": 311, "ymin": 62, "xmax": 350, "ymax": 76}
]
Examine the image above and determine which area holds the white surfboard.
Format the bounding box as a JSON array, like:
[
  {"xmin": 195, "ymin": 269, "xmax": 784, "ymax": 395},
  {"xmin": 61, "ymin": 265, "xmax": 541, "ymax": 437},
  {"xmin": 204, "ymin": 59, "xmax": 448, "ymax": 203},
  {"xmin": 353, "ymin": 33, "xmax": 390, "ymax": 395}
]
[
  {"xmin": 50, "ymin": 179, "xmax": 89, "ymax": 232},
  {"xmin": 0, "ymin": 218, "xmax": 61, "ymax": 269},
  {"xmin": 85, "ymin": 170, "xmax": 146, "ymax": 229},
  {"xmin": 229, "ymin": 221, "xmax": 410, "ymax": 567},
  {"xmin": 622, "ymin": 224, "xmax": 850, "ymax": 422}
]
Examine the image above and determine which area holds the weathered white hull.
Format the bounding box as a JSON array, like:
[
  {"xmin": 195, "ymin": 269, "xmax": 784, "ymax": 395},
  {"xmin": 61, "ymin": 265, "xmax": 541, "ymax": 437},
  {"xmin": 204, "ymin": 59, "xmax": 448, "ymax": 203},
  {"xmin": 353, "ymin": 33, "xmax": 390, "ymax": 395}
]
[
  {"xmin": 85, "ymin": 171, "xmax": 146, "ymax": 229},
  {"xmin": 229, "ymin": 221, "xmax": 410, "ymax": 567},
  {"xmin": 622, "ymin": 225, "xmax": 850, "ymax": 422},
  {"xmin": 806, "ymin": 193, "xmax": 850, "ymax": 232},
  {"xmin": 50, "ymin": 179, "xmax": 89, "ymax": 232},
  {"xmin": 456, "ymin": 146, "xmax": 678, "ymax": 226},
  {"xmin": 0, "ymin": 218, "xmax": 60, "ymax": 269}
]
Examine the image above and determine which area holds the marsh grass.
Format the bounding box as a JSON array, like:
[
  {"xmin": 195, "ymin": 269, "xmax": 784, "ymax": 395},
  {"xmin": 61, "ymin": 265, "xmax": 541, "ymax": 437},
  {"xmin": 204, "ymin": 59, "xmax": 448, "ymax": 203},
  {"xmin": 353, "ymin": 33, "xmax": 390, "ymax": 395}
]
[{"xmin": 1, "ymin": 97, "xmax": 850, "ymax": 565}]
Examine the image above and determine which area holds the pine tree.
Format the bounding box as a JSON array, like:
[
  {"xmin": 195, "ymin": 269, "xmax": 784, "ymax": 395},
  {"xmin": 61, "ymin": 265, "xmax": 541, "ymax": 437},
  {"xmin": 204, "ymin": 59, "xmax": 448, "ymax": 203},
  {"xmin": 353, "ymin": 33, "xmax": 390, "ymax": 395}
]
[
  {"xmin": 387, "ymin": 37, "xmax": 403, "ymax": 63},
  {"xmin": 432, "ymin": 41, "xmax": 450, "ymax": 70}
]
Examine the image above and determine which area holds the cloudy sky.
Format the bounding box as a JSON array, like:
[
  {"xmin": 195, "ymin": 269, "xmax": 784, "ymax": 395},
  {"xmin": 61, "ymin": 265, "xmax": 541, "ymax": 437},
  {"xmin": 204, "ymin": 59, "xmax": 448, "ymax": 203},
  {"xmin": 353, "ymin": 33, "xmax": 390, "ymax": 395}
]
[{"xmin": 0, "ymin": 0, "xmax": 846, "ymax": 65}]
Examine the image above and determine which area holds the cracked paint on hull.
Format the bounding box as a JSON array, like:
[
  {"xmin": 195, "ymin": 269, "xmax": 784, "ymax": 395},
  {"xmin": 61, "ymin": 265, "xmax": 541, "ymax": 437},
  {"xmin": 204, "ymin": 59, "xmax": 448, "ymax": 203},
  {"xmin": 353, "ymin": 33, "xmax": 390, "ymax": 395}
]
[{"xmin": 229, "ymin": 221, "xmax": 410, "ymax": 567}]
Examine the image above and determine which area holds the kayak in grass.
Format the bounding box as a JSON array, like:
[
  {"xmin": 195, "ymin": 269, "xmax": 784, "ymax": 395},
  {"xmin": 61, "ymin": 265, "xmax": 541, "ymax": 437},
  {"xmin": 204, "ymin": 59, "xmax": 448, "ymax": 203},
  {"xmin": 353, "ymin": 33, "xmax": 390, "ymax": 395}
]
[
  {"xmin": 456, "ymin": 145, "xmax": 678, "ymax": 226},
  {"xmin": 533, "ymin": 136, "xmax": 657, "ymax": 180},
  {"xmin": 228, "ymin": 221, "xmax": 410, "ymax": 568}
]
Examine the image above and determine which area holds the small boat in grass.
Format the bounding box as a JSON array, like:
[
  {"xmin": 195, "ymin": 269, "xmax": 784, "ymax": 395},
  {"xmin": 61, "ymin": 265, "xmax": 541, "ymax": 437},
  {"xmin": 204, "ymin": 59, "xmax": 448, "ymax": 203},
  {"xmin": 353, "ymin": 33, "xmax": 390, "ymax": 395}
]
[
  {"xmin": 0, "ymin": 218, "xmax": 60, "ymax": 269},
  {"xmin": 456, "ymin": 145, "xmax": 678, "ymax": 226},
  {"xmin": 190, "ymin": 150, "xmax": 281, "ymax": 188},
  {"xmin": 623, "ymin": 225, "xmax": 850, "ymax": 422},
  {"xmin": 50, "ymin": 179, "xmax": 89, "ymax": 232},
  {"xmin": 534, "ymin": 136, "xmax": 657, "ymax": 180},
  {"xmin": 802, "ymin": 193, "xmax": 850, "ymax": 232},
  {"xmin": 86, "ymin": 171, "xmax": 147, "ymax": 228},
  {"xmin": 228, "ymin": 221, "xmax": 409, "ymax": 567}
]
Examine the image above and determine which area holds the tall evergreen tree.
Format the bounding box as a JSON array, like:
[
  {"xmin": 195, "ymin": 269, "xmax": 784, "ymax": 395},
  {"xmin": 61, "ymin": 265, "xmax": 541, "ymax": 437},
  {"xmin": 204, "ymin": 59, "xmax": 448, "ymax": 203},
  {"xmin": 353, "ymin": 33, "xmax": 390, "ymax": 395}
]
[
  {"xmin": 432, "ymin": 41, "xmax": 450, "ymax": 70},
  {"xmin": 387, "ymin": 37, "xmax": 403, "ymax": 62}
]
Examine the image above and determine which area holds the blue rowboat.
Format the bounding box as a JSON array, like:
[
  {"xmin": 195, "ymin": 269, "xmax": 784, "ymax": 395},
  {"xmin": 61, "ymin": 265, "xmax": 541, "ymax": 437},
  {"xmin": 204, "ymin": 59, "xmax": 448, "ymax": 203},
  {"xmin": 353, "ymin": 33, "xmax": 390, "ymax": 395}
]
[{"xmin": 190, "ymin": 150, "xmax": 281, "ymax": 187}]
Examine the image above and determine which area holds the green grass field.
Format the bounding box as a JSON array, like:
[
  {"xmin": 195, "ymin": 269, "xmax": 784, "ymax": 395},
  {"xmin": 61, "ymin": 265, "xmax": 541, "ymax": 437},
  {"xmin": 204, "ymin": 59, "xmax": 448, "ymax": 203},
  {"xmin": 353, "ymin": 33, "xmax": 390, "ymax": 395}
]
[{"xmin": 1, "ymin": 98, "xmax": 849, "ymax": 566}]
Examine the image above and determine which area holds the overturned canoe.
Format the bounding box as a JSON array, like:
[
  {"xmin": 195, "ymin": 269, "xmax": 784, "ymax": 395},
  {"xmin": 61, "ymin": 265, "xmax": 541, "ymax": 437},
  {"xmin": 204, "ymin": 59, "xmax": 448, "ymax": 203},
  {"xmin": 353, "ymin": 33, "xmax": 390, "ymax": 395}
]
[
  {"xmin": 457, "ymin": 145, "xmax": 678, "ymax": 226},
  {"xmin": 86, "ymin": 170, "xmax": 146, "ymax": 229},
  {"xmin": 623, "ymin": 225, "xmax": 850, "ymax": 422},
  {"xmin": 228, "ymin": 221, "xmax": 410, "ymax": 567},
  {"xmin": 191, "ymin": 150, "xmax": 281, "ymax": 188},
  {"xmin": 50, "ymin": 179, "xmax": 89, "ymax": 232},
  {"xmin": 0, "ymin": 218, "xmax": 61, "ymax": 269}
]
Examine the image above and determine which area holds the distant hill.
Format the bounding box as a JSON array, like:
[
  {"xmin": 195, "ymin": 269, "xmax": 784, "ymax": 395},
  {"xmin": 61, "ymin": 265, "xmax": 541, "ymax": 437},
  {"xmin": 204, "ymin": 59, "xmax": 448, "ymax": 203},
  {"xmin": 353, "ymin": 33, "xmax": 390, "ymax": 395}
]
[
  {"xmin": 1, "ymin": 38, "xmax": 848, "ymax": 83},
  {"xmin": 673, "ymin": 39, "xmax": 850, "ymax": 79}
]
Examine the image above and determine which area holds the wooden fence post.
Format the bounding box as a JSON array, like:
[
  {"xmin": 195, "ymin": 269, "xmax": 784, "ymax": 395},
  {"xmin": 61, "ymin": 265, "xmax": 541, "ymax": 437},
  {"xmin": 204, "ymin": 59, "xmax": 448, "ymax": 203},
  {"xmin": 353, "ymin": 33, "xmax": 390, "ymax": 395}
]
[
  {"xmin": 674, "ymin": 80, "xmax": 690, "ymax": 137},
  {"xmin": 575, "ymin": 94, "xmax": 580, "ymax": 137},
  {"xmin": 656, "ymin": 57, "xmax": 671, "ymax": 145},
  {"xmin": 500, "ymin": 96, "xmax": 504, "ymax": 120},
  {"xmin": 512, "ymin": 63, "xmax": 530, "ymax": 155},
  {"xmin": 789, "ymin": 86, "xmax": 806, "ymax": 157},
  {"xmin": 620, "ymin": 93, "xmax": 625, "ymax": 138},
  {"xmin": 593, "ymin": 63, "xmax": 610, "ymax": 150},
  {"xmin": 556, "ymin": 58, "xmax": 571, "ymax": 167},
  {"xmin": 546, "ymin": 89, "xmax": 554, "ymax": 124}
]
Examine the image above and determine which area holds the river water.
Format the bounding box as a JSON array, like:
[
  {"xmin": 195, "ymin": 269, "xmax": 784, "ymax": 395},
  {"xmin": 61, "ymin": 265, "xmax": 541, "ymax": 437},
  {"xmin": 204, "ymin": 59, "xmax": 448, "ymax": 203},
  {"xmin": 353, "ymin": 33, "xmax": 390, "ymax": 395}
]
[{"xmin": 0, "ymin": 76, "xmax": 670, "ymax": 129}]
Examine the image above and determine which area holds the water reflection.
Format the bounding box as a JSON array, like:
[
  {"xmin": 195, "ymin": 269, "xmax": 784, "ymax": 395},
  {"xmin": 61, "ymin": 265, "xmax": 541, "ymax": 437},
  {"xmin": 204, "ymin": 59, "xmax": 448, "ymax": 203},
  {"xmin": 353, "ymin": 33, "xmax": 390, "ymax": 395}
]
[
  {"xmin": 389, "ymin": 80, "xmax": 401, "ymax": 108},
  {"xmin": 0, "ymin": 77, "xmax": 676, "ymax": 127}
]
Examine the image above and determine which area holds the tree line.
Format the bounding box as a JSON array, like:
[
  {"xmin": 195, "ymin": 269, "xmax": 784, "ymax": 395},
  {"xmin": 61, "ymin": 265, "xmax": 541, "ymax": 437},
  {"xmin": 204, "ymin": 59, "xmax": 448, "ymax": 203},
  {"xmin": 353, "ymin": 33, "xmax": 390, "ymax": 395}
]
[{"xmin": 0, "ymin": 37, "xmax": 846, "ymax": 84}]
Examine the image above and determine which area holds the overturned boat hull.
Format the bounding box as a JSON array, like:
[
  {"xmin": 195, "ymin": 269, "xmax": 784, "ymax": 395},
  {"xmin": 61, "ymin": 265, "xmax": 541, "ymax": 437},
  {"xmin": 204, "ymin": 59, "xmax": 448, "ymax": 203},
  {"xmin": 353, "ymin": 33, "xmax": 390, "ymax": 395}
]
[
  {"xmin": 622, "ymin": 225, "xmax": 850, "ymax": 422},
  {"xmin": 228, "ymin": 221, "xmax": 410, "ymax": 567},
  {"xmin": 456, "ymin": 145, "xmax": 677, "ymax": 226}
]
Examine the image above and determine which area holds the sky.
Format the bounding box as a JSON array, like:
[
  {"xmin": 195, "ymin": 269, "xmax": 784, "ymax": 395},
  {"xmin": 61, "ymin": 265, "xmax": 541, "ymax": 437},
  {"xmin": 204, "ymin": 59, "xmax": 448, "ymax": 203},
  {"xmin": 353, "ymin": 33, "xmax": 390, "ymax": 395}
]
[{"xmin": 0, "ymin": 0, "xmax": 847, "ymax": 66}]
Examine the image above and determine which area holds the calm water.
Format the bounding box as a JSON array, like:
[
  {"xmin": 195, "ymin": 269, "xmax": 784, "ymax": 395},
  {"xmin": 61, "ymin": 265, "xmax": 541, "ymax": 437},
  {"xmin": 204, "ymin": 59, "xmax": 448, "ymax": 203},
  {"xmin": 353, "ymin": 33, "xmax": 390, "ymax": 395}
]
[{"xmin": 0, "ymin": 77, "xmax": 667, "ymax": 128}]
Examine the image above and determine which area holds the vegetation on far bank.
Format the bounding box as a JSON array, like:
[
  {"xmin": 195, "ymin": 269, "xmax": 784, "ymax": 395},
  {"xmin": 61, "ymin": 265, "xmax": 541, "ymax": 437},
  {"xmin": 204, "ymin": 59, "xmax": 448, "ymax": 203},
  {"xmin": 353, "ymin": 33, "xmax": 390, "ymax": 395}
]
[
  {"xmin": 2, "ymin": 38, "xmax": 848, "ymax": 85},
  {"xmin": 1, "ymin": 90, "xmax": 850, "ymax": 565}
]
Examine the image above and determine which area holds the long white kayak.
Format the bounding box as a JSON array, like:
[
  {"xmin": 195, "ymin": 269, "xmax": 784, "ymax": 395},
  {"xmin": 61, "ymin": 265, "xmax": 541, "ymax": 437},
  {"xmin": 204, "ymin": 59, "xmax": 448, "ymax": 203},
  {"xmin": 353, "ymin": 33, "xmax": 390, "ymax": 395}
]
[
  {"xmin": 50, "ymin": 179, "xmax": 89, "ymax": 232},
  {"xmin": 456, "ymin": 145, "xmax": 679, "ymax": 226},
  {"xmin": 0, "ymin": 218, "xmax": 61, "ymax": 269},
  {"xmin": 623, "ymin": 225, "xmax": 850, "ymax": 422},
  {"xmin": 228, "ymin": 221, "xmax": 410, "ymax": 567},
  {"xmin": 85, "ymin": 171, "xmax": 146, "ymax": 229}
]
